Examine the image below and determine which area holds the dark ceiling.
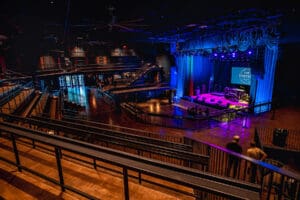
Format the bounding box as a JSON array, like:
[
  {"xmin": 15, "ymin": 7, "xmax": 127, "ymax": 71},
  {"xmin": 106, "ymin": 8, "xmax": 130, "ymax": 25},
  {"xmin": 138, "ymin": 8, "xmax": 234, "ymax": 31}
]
[
  {"xmin": 0, "ymin": 0, "xmax": 299, "ymax": 72},
  {"xmin": 1, "ymin": 0, "xmax": 299, "ymax": 37}
]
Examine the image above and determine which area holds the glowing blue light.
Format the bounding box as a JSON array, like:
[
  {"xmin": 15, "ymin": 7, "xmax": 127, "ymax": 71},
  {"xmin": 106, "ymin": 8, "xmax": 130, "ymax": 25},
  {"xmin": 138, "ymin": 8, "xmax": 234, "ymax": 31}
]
[
  {"xmin": 214, "ymin": 53, "xmax": 218, "ymax": 57},
  {"xmin": 221, "ymin": 55, "xmax": 224, "ymax": 58},
  {"xmin": 232, "ymin": 52, "xmax": 236, "ymax": 58},
  {"xmin": 248, "ymin": 50, "xmax": 252, "ymax": 55}
]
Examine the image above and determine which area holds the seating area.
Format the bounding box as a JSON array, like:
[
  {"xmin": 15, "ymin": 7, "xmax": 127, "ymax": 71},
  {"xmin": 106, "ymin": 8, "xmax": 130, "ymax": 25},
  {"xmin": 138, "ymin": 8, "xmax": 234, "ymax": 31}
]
[{"xmin": 0, "ymin": 117, "xmax": 261, "ymax": 200}]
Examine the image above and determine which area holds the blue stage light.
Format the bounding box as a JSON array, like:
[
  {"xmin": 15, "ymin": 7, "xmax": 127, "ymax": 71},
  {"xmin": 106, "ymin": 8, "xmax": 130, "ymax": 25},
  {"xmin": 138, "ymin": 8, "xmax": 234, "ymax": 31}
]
[
  {"xmin": 248, "ymin": 50, "xmax": 252, "ymax": 55},
  {"xmin": 214, "ymin": 53, "xmax": 218, "ymax": 57},
  {"xmin": 232, "ymin": 52, "xmax": 236, "ymax": 58},
  {"xmin": 221, "ymin": 55, "xmax": 224, "ymax": 58}
]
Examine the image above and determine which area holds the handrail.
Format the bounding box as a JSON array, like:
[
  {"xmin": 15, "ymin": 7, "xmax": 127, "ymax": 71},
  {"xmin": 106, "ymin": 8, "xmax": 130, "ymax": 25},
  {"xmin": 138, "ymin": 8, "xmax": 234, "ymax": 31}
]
[
  {"xmin": 21, "ymin": 92, "xmax": 42, "ymax": 117},
  {"xmin": 125, "ymin": 101, "xmax": 271, "ymax": 121},
  {"xmin": 1, "ymin": 114, "xmax": 208, "ymax": 166},
  {"xmin": 0, "ymin": 122, "xmax": 260, "ymax": 200},
  {"xmin": 30, "ymin": 92, "xmax": 49, "ymax": 116},
  {"xmin": 12, "ymin": 89, "xmax": 36, "ymax": 115},
  {"xmin": 36, "ymin": 115, "xmax": 189, "ymax": 149},
  {"xmin": 0, "ymin": 84, "xmax": 20, "ymax": 98},
  {"xmin": 198, "ymin": 138, "xmax": 300, "ymax": 181},
  {"xmin": 0, "ymin": 86, "xmax": 24, "ymax": 107},
  {"xmin": 121, "ymin": 101, "xmax": 273, "ymax": 130},
  {"xmin": 62, "ymin": 115, "xmax": 184, "ymax": 143}
]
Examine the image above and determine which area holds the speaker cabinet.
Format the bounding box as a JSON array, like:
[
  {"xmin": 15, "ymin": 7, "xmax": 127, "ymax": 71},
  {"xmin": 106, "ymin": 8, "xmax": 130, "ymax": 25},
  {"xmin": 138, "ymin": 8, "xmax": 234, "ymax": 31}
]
[{"xmin": 273, "ymin": 128, "xmax": 288, "ymax": 147}]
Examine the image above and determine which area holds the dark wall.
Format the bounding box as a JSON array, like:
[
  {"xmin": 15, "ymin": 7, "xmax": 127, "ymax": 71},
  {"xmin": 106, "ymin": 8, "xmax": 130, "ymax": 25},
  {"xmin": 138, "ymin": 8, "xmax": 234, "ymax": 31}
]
[{"xmin": 273, "ymin": 43, "xmax": 300, "ymax": 107}]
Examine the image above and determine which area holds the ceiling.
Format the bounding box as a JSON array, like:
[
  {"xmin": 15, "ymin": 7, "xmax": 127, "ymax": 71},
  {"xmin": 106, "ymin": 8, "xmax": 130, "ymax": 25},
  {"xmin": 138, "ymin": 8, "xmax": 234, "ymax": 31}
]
[
  {"xmin": 0, "ymin": 1, "xmax": 298, "ymax": 30},
  {"xmin": 0, "ymin": 0, "xmax": 299, "ymax": 47},
  {"xmin": 0, "ymin": 0, "xmax": 299, "ymax": 73}
]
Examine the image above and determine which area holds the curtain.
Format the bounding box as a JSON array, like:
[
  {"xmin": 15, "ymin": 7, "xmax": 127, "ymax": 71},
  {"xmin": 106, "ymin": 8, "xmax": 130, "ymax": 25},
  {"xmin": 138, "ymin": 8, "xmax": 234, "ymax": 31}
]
[
  {"xmin": 174, "ymin": 54, "xmax": 213, "ymax": 97},
  {"xmin": 175, "ymin": 55, "xmax": 189, "ymax": 97},
  {"xmin": 192, "ymin": 55, "xmax": 213, "ymax": 94},
  {"xmin": 254, "ymin": 46, "xmax": 278, "ymax": 113}
]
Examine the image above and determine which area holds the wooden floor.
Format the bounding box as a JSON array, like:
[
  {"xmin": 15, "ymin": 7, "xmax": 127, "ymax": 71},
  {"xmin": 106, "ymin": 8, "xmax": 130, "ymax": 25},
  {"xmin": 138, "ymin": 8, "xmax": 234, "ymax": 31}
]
[
  {"xmin": 1, "ymin": 86, "xmax": 300, "ymax": 199},
  {"xmin": 0, "ymin": 137, "xmax": 194, "ymax": 200}
]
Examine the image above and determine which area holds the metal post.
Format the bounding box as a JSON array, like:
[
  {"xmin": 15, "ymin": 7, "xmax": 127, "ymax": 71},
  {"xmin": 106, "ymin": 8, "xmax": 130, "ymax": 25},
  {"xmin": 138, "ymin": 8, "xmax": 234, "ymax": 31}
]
[
  {"xmin": 138, "ymin": 171, "xmax": 142, "ymax": 184},
  {"xmin": 55, "ymin": 147, "xmax": 65, "ymax": 191},
  {"xmin": 11, "ymin": 134, "xmax": 22, "ymax": 172},
  {"xmin": 296, "ymin": 181, "xmax": 300, "ymax": 200},
  {"xmin": 93, "ymin": 158, "xmax": 97, "ymax": 169},
  {"xmin": 32, "ymin": 139, "xmax": 36, "ymax": 148},
  {"xmin": 59, "ymin": 148, "xmax": 63, "ymax": 159},
  {"xmin": 278, "ymin": 175, "xmax": 284, "ymax": 200},
  {"xmin": 266, "ymin": 172, "xmax": 274, "ymax": 200},
  {"xmin": 123, "ymin": 167, "xmax": 130, "ymax": 200},
  {"xmin": 243, "ymin": 160, "xmax": 248, "ymax": 181},
  {"xmin": 137, "ymin": 150, "xmax": 142, "ymax": 184}
]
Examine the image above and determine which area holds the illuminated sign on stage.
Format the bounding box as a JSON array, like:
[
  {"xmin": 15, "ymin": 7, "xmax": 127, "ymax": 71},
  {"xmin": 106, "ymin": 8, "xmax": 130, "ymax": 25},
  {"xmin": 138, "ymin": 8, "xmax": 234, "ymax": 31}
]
[{"xmin": 231, "ymin": 67, "xmax": 251, "ymax": 86}]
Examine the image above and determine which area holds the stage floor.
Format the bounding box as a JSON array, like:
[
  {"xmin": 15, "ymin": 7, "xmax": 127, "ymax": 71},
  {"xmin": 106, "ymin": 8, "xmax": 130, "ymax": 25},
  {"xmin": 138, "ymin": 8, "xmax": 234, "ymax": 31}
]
[{"xmin": 191, "ymin": 93, "xmax": 249, "ymax": 109}]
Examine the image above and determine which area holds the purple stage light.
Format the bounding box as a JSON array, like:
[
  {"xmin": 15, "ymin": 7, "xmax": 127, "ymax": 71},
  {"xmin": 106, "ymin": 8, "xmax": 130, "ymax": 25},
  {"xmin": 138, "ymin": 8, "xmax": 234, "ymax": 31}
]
[
  {"xmin": 214, "ymin": 53, "xmax": 218, "ymax": 57},
  {"xmin": 248, "ymin": 50, "xmax": 252, "ymax": 55},
  {"xmin": 232, "ymin": 52, "xmax": 236, "ymax": 58},
  {"xmin": 221, "ymin": 55, "xmax": 224, "ymax": 58}
]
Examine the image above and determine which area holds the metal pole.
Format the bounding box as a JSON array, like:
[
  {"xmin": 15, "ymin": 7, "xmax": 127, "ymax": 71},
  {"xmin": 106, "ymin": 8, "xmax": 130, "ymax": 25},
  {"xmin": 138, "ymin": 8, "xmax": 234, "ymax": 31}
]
[
  {"xmin": 266, "ymin": 172, "xmax": 274, "ymax": 200},
  {"xmin": 137, "ymin": 151, "xmax": 142, "ymax": 184},
  {"xmin": 55, "ymin": 147, "xmax": 65, "ymax": 191},
  {"xmin": 123, "ymin": 167, "xmax": 130, "ymax": 200},
  {"xmin": 11, "ymin": 134, "xmax": 22, "ymax": 172},
  {"xmin": 93, "ymin": 158, "xmax": 97, "ymax": 169}
]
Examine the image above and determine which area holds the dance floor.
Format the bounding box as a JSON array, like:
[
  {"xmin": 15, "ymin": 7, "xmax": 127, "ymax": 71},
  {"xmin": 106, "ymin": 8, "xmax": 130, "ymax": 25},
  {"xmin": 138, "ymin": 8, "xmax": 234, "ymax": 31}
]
[{"xmin": 135, "ymin": 98, "xmax": 219, "ymax": 117}]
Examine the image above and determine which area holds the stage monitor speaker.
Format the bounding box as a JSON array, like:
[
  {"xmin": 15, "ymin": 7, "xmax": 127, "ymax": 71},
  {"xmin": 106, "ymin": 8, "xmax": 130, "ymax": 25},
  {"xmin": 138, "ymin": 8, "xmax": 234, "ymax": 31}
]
[{"xmin": 272, "ymin": 128, "xmax": 288, "ymax": 147}]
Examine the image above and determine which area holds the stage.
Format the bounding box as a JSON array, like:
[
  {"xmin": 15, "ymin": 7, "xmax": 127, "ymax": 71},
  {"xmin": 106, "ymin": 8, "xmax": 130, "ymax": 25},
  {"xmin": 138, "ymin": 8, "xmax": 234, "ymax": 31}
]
[{"xmin": 191, "ymin": 92, "xmax": 249, "ymax": 110}]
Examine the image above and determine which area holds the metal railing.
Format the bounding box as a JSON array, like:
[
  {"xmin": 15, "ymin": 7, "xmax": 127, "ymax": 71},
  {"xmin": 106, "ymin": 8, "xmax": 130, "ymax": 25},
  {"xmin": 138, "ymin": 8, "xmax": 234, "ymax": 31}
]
[
  {"xmin": 184, "ymin": 137, "xmax": 300, "ymax": 200},
  {"xmin": 1, "ymin": 114, "xmax": 209, "ymax": 169},
  {"xmin": 62, "ymin": 116, "xmax": 184, "ymax": 143},
  {"xmin": 0, "ymin": 122, "xmax": 260, "ymax": 200},
  {"xmin": 121, "ymin": 101, "xmax": 272, "ymax": 130},
  {"xmin": 0, "ymin": 81, "xmax": 33, "ymax": 114}
]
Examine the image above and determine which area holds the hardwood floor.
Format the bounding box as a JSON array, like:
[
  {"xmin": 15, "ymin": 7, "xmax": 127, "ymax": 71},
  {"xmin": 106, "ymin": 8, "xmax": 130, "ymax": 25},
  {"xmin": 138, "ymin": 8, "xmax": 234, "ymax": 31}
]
[{"xmin": 0, "ymin": 137, "xmax": 194, "ymax": 200}]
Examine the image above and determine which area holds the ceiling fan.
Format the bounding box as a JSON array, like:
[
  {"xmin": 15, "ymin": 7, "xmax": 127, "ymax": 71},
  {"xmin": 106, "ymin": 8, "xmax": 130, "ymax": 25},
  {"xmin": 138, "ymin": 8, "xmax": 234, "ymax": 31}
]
[
  {"xmin": 92, "ymin": 5, "xmax": 149, "ymax": 32},
  {"xmin": 45, "ymin": 5, "xmax": 148, "ymax": 33}
]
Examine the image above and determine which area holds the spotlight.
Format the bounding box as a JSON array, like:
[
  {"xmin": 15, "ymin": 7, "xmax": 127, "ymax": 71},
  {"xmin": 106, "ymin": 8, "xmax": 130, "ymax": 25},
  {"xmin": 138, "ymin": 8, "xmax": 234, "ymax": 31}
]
[
  {"xmin": 248, "ymin": 50, "xmax": 252, "ymax": 55},
  {"xmin": 221, "ymin": 55, "xmax": 225, "ymax": 58},
  {"xmin": 232, "ymin": 52, "xmax": 236, "ymax": 58},
  {"xmin": 214, "ymin": 53, "xmax": 218, "ymax": 57}
]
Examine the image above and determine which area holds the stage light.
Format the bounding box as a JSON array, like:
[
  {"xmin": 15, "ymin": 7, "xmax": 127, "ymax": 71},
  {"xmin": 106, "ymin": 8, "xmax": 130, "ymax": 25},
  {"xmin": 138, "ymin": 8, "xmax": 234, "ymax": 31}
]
[
  {"xmin": 232, "ymin": 52, "xmax": 236, "ymax": 58},
  {"xmin": 221, "ymin": 55, "xmax": 225, "ymax": 58},
  {"xmin": 214, "ymin": 53, "xmax": 218, "ymax": 57},
  {"xmin": 248, "ymin": 50, "xmax": 252, "ymax": 55}
]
